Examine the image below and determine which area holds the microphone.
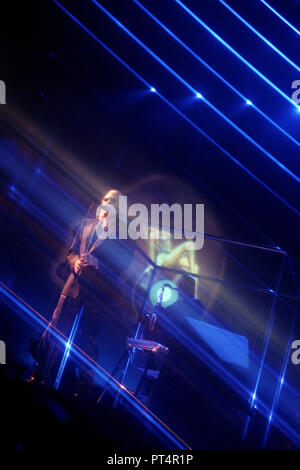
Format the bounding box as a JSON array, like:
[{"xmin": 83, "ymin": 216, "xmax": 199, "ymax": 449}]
[{"xmin": 156, "ymin": 283, "xmax": 179, "ymax": 305}]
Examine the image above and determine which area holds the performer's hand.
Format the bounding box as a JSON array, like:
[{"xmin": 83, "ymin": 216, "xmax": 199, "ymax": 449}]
[
  {"xmin": 74, "ymin": 259, "xmax": 81, "ymax": 274},
  {"xmin": 79, "ymin": 253, "xmax": 99, "ymax": 270}
]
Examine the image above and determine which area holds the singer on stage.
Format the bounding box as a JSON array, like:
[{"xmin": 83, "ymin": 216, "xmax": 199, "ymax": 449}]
[{"xmin": 30, "ymin": 189, "xmax": 136, "ymax": 398}]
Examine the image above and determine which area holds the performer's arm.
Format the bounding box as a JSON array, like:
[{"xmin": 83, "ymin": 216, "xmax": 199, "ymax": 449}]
[{"xmin": 67, "ymin": 224, "xmax": 82, "ymax": 271}]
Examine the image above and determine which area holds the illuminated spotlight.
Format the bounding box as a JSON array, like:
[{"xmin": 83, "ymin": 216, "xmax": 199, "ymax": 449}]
[
  {"xmin": 246, "ymin": 99, "xmax": 252, "ymax": 105},
  {"xmin": 298, "ymin": 106, "xmax": 300, "ymax": 112},
  {"xmin": 150, "ymin": 86, "xmax": 156, "ymax": 92},
  {"xmin": 196, "ymin": 92, "xmax": 203, "ymax": 99},
  {"xmin": 150, "ymin": 280, "xmax": 178, "ymax": 308}
]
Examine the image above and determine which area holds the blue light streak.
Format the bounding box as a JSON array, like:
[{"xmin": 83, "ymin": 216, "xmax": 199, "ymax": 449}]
[
  {"xmin": 262, "ymin": 314, "xmax": 297, "ymax": 447},
  {"xmin": 174, "ymin": 0, "xmax": 298, "ymax": 108},
  {"xmin": 243, "ymin": 253, "xmax": 287, "ymax": 439},
  {"xmin": 219, "ymin": 0, "xmax": 300, "ymax": 72},
  {"xmin": 54, "ymin": 305, "xmax": 84, "ymax": 390},
  {"xmin": 133, "ymin": 0, "xmax": 300, "ymax": 148},
  {"xmin": 52, "ymin": 0, "xmax": 300, "ymax": 217},
  {"xmin": 260, "ymin": 0, "xmax": 300, "ymax": 37}
]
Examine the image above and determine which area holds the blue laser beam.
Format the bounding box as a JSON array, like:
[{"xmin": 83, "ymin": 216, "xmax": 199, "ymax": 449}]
[
  {"xmin": 243, "ymin": 253, "xmax": 287, "ymax": 439},
  {"xmin": 89, "ymin": 0, "xmax": 300, "ymax": 184},
  {"xmin": 174, "ymin": 0, "xmax": 298, "ymax": 108},
  {"xmin": 260, "ymin": 0, "xmax": 300, "ymax": 37},
  {"xmin": 262, "ymin": 314, "xmax": 297, "ymax": 447},
  {"xmin": 133, "ymin": 0, "xmax": 300, "ymax": 148},
  {"xmin": 52, "ymin": 0, "xmax": 300, "ymax": 217},
  {"xmin": 219, "ymin": 0, "xmax": 300, "ymax": 72},
  {"xmin": 54, "ymin": 305, "xmax": 84, "ymax": 390}
]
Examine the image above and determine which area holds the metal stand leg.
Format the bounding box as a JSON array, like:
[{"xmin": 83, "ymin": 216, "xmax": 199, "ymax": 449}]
[
  {"xmin": 97, "ymin": 348, "xmax": 128, "ymax": 404},
  {"xmin": 134, "ymin": 351, "xmax": 153, "ymax": 398}
]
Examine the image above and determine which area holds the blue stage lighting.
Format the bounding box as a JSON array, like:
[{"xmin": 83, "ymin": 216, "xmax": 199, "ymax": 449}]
[
  {"xmin": 196, "ymin": 92, "xmax": 203, "ymax": 99},
  {"xmin": 133, "ymin": 0, "xmax": 300, "ymax": 148},
  {"xmin": 219, "ymin": 0, "xmax": 300, "ymax": 72},
  {"xmin": 53, "ymin": 0, "xmax": 300, "ymax": 216},
  {"xmin": 90, "ymin": 1, "xmax": 300, "ymax": 184},
  {"xmin": 54, "ymin": 306, "xmax": 83, "ymax": 389},
  {"xmin": 246, "ymin": 99, "xmax": 252, "ymax": 105},
  {"xmin": 150, "ymin": 86, "xmax": 156, "ymax": 92},
  {"xmin": 260, "ymin": 0, "xmax": 300, "ymax": 37},
  {"xmin": 175, "ymin": 0, "xmax": 298, "ymax": 108}
]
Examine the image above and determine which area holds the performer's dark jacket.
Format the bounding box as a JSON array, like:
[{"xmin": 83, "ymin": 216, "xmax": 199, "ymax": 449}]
[{"xmin": 62, "ymin": 217, "xmax": 136, "ymax": 302}]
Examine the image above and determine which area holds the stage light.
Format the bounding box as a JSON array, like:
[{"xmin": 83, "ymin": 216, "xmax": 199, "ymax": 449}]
[
  {"xmin": 89, "ymin": 0, "xmax": 300, "ymax": 185},
  {"xmin": 246, "ymin": 99, "xmax": 252, "ymax": 105},
  {"xmin": 150, "ymin": 86, "xmax": 156, "ymax": 92},
  {"xmin": 260, "ymin": 0, "xmax": 300, "ymax": 37},
  {"xmin": 133, "ymin": 0, "xmax": 300, "ymax": 148},
  {"xmin": 53, "ymin": 0, "xmax": 300, "ymax": 216},
  {"xmin": 219, "ymin": 0, "xmax": 300, "ymax": 72},
  {"xmin": 196, "ymin": 92, "xmax": 203, "ymax": 99},
  {"xmin": 175, "ymin": 0, "xmax": 296, "ymax": 107}
]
